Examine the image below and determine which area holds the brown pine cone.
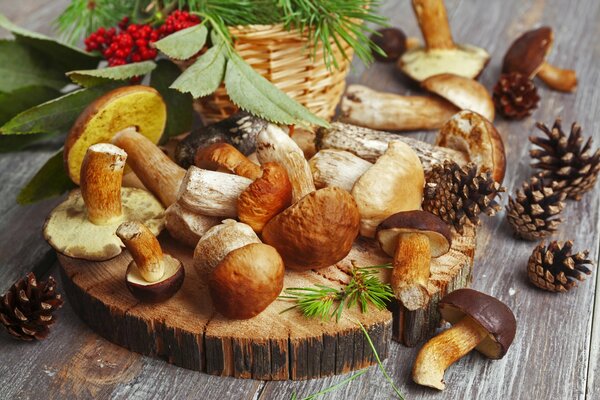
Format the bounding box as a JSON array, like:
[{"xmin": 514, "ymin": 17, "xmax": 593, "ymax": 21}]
[
  {"xmin": 423, "ymin": 161, "xmax": 505, "ymax": 234},
  {"xmin": 493, "ymin": 72, "xmax": 540, "ymax": 119},
  {"xmin": 506, "ymin": 174, "xmax": 566, "ymax": 241},
  {"xmin": 530, "ymin": 119, "xmax": 600, "ymax": 200},
  {"xmin": 528, "ymin": 240, "xmax": 593, "ymax": 292},
  {"xmin": 0, "ymin": 273, "xmax": 63, "ymax": 341}
]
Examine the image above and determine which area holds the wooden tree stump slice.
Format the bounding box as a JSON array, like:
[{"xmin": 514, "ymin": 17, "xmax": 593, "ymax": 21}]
[{"xmin": 58, "ymin": 226, "xmax": 475, "ymax": 380}]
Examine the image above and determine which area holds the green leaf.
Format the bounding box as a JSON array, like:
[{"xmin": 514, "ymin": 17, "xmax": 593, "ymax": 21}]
[
  {"xmin": 0, "ymin": 13, "xmax": 99, "ymax": 70},
  {"xmin": 224, "ymin": 53, "xmax": 329, "ymax": 127},
  {"xmin": 0, "ymin": 40, "xmax": 68, "ymax": 92},
  {"xmin": 154, "ymin": 24, "xmax": 208, "ymax": 60},
  {"xmin": 150, "ymin": 60, "xmax": 193, "ymax": 143},
  {"xmin": 67, "ymin": 61, "xmax": 157, "ymax": 87},
  {"xmin": 17, "ymin": 149, "xmax": 76, "ymax": 205},
  {"xmin": 1, "ymin": 84, "xmax": 121, "ymax": 136},
  {"xmin": 0, "ymin": 133, "xmax": 61, "ymax": 153},
  {"xmin": 0, "ymin": 86, "xmax": 60, "ymax": 125},
  {"xmin": 170, "ymin": 44, "xmax": 226, "ymax": 98}
]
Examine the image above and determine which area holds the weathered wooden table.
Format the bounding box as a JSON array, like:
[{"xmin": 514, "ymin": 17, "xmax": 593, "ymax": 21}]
[{"xmin": 1, "ymin": 1, "xmax": 599, "ymax": 399}]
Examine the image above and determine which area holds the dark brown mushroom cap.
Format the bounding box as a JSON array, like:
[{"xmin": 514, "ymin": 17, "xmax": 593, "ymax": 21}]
[
  {"xmin": 375, "ymin": 210, "xmax": 452, "ymax": 257},
  {"xmin": 502, "ymin": 27, "xmax": 553, "ymax": 78},
  {"xmin": 126, "ymin": 254, "xmax": 185, "ymax": 303},
  {"xmin": 440, "ymin": 288, "xmax": 516, "ymax": 359}
]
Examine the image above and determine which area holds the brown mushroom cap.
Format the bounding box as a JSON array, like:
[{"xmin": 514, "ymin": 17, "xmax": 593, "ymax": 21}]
[
  {"xmin": 439, "ymin": 288, "xmax": 516, "ymax": 359},
  {"xmin": 502, "ymin": 27, "xmax": 553, "ymax": 78},
  {"xmin": 262, "ymin": 187, "xmax": 360, "ymax": 271},
  {"xmin": 376, "ymin": 211, "xmax": 452, "ymax": 258},
  {"xmin": 126, "ymin": 254, "xmax": 185, "ymax": 303},
  {"xmin": 209, "ymin": 243, "xmax": 284, "ymax": 319}
]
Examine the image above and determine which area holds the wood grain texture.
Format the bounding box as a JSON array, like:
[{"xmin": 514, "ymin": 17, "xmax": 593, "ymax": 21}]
[{"xmin": 0, "ymin": 0, "xmax": 599, "ymax": 399}]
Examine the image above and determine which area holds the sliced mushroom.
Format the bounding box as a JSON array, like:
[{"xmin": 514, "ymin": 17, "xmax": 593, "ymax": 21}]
[
  {"xmin": 44, "ymin": 144, "xmax": 164, "ymax": 261},
  {"xmin": 502, "ymin": 27, "xmax": 577, "ymax": 92},
  {"xmin": 195, "ymin": 142, "xmax": 261, "ymax": 180},
  {"xmin": 413, "ymin": 288, "xmax": 517, "ymax": 390},
  {"xmin": 398, "ymin": 0, "xmax": 490, "ymax": 81},
  {"xmin": 376, "ymin": 211, "xmax": 451, "ymax": 310},
  {"xmin": 117, "ymin": 221, "xmax": 184, "ymax": 303},
  {"xmin": 165, "ymin": 203, "xmax": 220, "ymax": 247},
  {"xmin": 309, "ymin": 149, "xmax": 373, "ymax": 192}
]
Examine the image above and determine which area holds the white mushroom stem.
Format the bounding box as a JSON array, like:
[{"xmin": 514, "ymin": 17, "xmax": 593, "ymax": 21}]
[
  {"xmin": 178, "ymin": 167, "xmax": 252, "ymax": 217},
  {"xmin": 413, "ymin": 316, "xmax": 488, "ymax": 390},
  {"xmin": 340, "ymin": 85, "xmax": 458, "ymax": 131},
  {"xmin": 392, "ymin": 233, "xmax": 431, "ymax": 311},
  {"xmin": 116, "ymin": 221, "xmax": 164, "ymax": 283},
  {"xmin": 537, "ymin": 63, "xmax": 578, "ymax": 92},
  {"xmin": 412, "ymin": 0, "xmax": 455, "ymax": 50},
  {"xmin": 165, "ymin": 203, "xmax": 220, "ymax": 248},
  {"xmin": 112, "ymin": 127, "xmax": 186, "ymax": 207},
  {"xmin": 80, "ymin": 143, "xmax": 127, "ymax": 225},
  {"xmin": 309, "ymin": 149, "xmax": 372, "ymax": 192},
  {"xmin": 256, "ymin": 124, "xmax": 316, "ymax": 203}
]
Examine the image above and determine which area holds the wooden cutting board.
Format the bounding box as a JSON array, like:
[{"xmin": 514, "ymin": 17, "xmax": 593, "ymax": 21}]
[{"xmin": 57, "ymin": 226, "xmax": 475, "ymax": 380}]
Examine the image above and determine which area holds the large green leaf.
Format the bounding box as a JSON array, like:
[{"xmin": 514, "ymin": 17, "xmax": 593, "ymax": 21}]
[
  {"xmin": 170, "ymin": 45, "xmax": 226, "ymax": 98},
  {"xmin": 150, "ymin": 60, "xmax": 193, "ymax": 143},
  {"xmin": 17, "ymin": 150, "xmax": 76, "ymax": 205},
  {"xmin": 67, "ymin": 61, "xmax": 157, "ymax": 87},
  {"xmin": 224, "ymin": 53, "xmax": 329, "ymax": 127},
  {"xmin": 154, "ymin": 24, "xmax": 208, "ymax": 60},
  {"xmin": 1, "ymin": 84, "xmax": 121, "ymax": 136},
  {"xmin": 0, "ymin": 86, "xmax": 60, "ymax": 125},
  {"xmin": 0, "ymin": 40, "xmax": 68, "ymax": 92},
  {"xmin": 0, "ymin": 13, "xmax": 99, "ymax": 71}
]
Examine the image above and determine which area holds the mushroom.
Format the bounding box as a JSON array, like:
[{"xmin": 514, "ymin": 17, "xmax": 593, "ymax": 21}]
[
  {"xmin": 398, "ymin": 0, "xmax": 490, "ymax": 81},
  {"xmin": 65, "ymin": 85, "xmax": 167, "ymax": 184},
  {"xmin": 209, "ymin": 243, "xmax": 284, "ymax": 319},
  {"xmin": 43, "ymin": 144, "xmax": 164, "ymax": 261},
  {"xmin": 370, "ymin": 27, "xmax": 420, "ymax": 62},
  {"xmin": 502, "ymin": 27, "xmax": 577, "ymax": 92},
  {"xmin": 117, "ymin": 221, "xmax": 184, "ymax": 303},
  {"xmin": 375, "ymin": 211, "xmax": 452, "ymax": 310},
  {"xmin": 164, "ymin": 203, "xmax": 220, "ymax": 247},
  {"xmin": 237, "ymin": 162, "xmax": 293, "ymax": 233},
  {"xmin": 194, "ymin": 142, "xmax": 261, "ymax": 180},
  {"xmin": 413, "ymin": 288, "xmax": 517, "ymax": 390},
  {"xmin": 309, "ymin": 149, "xmax": 372, "ymax": 192},
  {"xmin": 436, "ymin": 110, "xmax": 506, "ymax": 184},
  {"xmin": 351, "ymin": 141, "xmax": 425, "ymax": 238}
]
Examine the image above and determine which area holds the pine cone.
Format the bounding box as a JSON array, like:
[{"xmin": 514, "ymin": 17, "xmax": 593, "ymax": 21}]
[
  {"xmin": 506, "ymin": 174, "xmax": 566, "ymax": 240},
  {"xmin": 530, "ymin": 119, "xmax": 600, "ymax": 200},
  {"xmin": 0, "ymin": 273, "xmax": 63, "ymax": 341},
  {"xmin": 493, "ymin": 72, "xmax": 540, "ymax": 119},
  {"xmin": 423, "ymin": 161, "xmax": 505, "ymax": 234},
  {"xmin": 528, "ymin": 240, "xmax": 593, "ymax": 292}
]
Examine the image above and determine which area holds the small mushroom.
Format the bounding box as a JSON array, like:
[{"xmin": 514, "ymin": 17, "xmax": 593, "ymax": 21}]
[
  {"xmin": 194, "ymin": 142, "xmax": 262, "ymax": 180},
  {"xmin": 351, "ymin": 141, "xmax": 425, "ymax": 238},
  {"xmin": 117, "ymin": 221, "xmax": 184, "ymax": 303},
  {"xmin": 376, "ymin": 211, "xmax": 452, "ymax": 310},
  {"xmin": 209, "ymin": 243, "xmax": 284, "ymax": 319},
  {"xmin": 413, "ymin": 288, "xmax": 517, "ymax": 390},
  {"xmin": 164, "ymin": 203, "xmax": 220, "ymax": 247},
  {"xmin": 398, "ymin": 0, "xmax": 490, "ymax": 81},
  {"xmin": 43, "ymin": 144, "xmax": 164, "ymax": 261},
  {"xmin": 371, "ymin": 28, "xmax": 420, "ymax": 62},
  {"xmin": 309, "ymin": 149, "xmax": 373, "ymax": 192},
  {"xmin": 502, "ymin": 27, "xmax": 577, "ymax": 92},
  {"xmin": 436, "ymin": 110, "xmax": 506, "ymax": 184}
]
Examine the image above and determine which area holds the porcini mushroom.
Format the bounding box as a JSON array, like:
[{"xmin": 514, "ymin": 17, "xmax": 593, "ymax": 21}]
[
  {"xmin": 413, "ymin": 288, "xmax": 517, "ymax": 390},
  {"xmin": 351, "ymin": 141, "xmax": 425, "ymax": 238},
  {"xmin": 376, "ymin": 211, "xmax": 451, "ymax": 310},
  {"xmin": 398, "ymin": 0, "xmax": 490, "ymax": 81},
  {"xmin": 209, "ymin": 243, "xmax": 284, "ymax": 319},
  {"xmin": 65, "ymin": 86, "xmax": 167, "ymax": 184},
  {"xmin": 43, "ymin": 144, "xmax": 164, "ymax": 261},
  {"xmin": 436, "ymin": 110, "xmax": 506, "ymax": 183},
  {"xmin": 165, "ymin": 203, "xmax": 220, "ymax": 247},
  {"xmin": 117, "ymin": 221, "xmax": 184, "ymax": 303},
  {"xmin": 195, "ymin": 142, "xmax": 261, "ymax": 180},
  {"xmin": 309, "ymin": 149, "xmax": 372, "ymax": 192},
  {"xmin": 502, "ymin": 27, "xmax": 577, "ymax": 92}
]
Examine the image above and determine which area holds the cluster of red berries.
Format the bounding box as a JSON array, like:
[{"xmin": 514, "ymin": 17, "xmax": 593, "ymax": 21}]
[{"xmin": 84, "ymin": 11, "xmax": 200, "ymax": 66}]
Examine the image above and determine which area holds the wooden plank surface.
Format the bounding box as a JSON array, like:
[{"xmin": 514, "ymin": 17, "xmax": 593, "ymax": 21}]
[{"xmin": 1, "ymin": 0, "xmax": 599, "ymax": 399}]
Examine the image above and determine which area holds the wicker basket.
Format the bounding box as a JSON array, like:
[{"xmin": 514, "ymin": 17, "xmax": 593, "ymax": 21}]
[{"xmin": 192, "ymin": 24, "xmax": 354, "ymax": 124}]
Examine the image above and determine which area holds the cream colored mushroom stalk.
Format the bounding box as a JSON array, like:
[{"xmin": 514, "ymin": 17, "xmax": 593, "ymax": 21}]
[{"xmin": 43, "ymin": 144, "xmax": 164, "ymax": 261}]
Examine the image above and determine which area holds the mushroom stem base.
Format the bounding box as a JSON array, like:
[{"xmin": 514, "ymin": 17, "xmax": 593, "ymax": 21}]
[
  {"xmin": 392, "ymin": 233, "xmax": 431, "ymax": 310},
  {"xmin": 412, "ymin": 316, "xmax": 488, "ymax": 390},
  {"xmin": 537, "ymin": 62, "xmax": 578, "ymax": 92}
]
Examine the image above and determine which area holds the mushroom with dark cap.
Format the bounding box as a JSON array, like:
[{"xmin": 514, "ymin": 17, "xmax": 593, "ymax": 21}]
[
  {"xmin": 412, "ymin": 288, "xmax": 517, "ymax": 390},
  {"xmin": 502, "ymin": 26, "xmax": 577, "ymax": 92},
  {"xmin": 376, "ymin": 210, "xmax": 452, "ymax": 310},
  {"xmin": 117, "ymin": 221, "xmax": 184, "ymax": 303}
]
